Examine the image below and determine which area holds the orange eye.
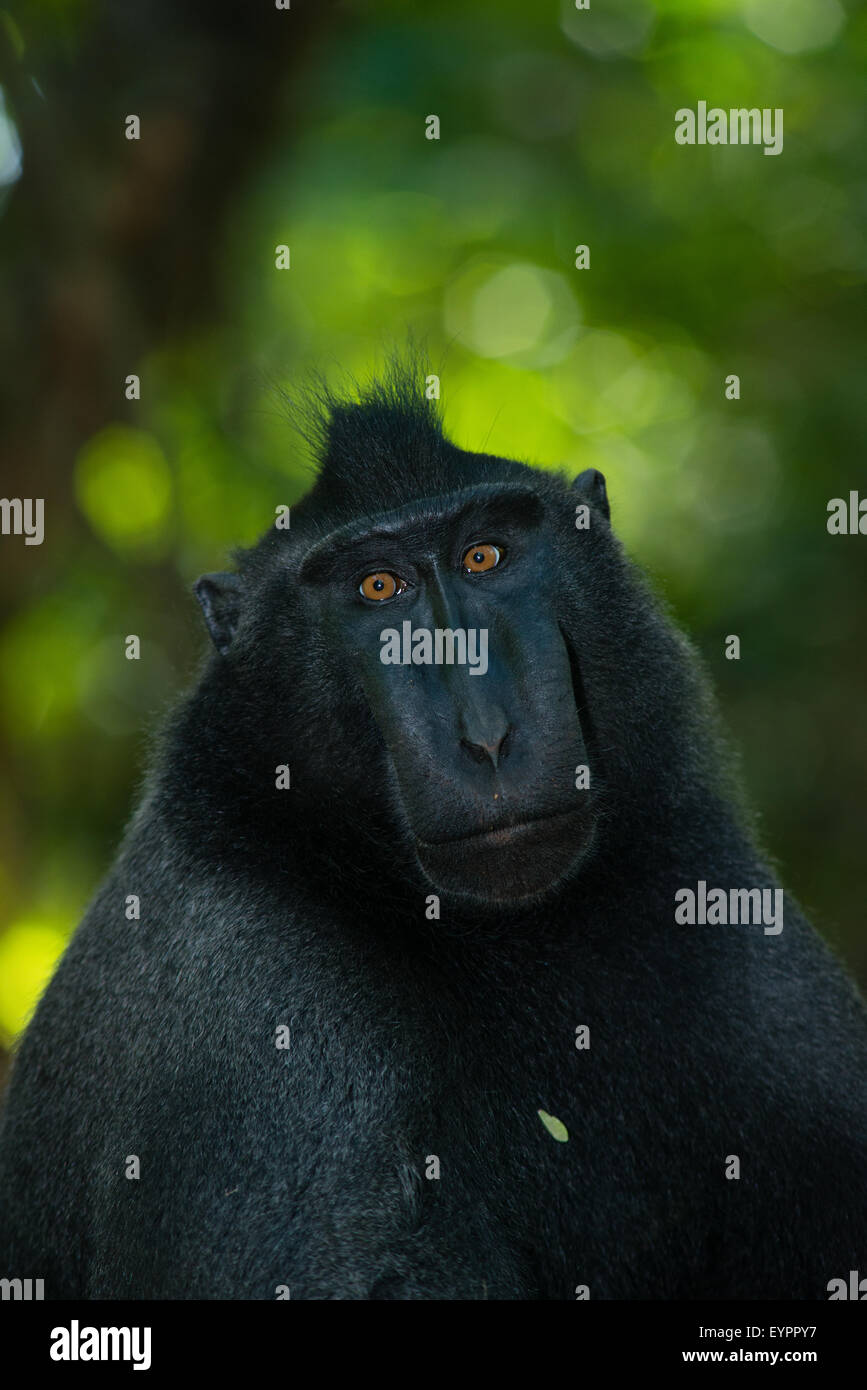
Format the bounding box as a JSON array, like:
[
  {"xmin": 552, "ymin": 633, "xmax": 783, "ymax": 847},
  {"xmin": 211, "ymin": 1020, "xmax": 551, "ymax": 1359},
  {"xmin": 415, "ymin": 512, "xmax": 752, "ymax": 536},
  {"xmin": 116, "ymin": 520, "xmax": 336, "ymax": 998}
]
[
  {"xmin": 360, "ymin": 571, "xmax": 405, "ymax": 601},
  {"xmin": 463, "ymin": 543, "xmax": 501, "ymax": 574}
]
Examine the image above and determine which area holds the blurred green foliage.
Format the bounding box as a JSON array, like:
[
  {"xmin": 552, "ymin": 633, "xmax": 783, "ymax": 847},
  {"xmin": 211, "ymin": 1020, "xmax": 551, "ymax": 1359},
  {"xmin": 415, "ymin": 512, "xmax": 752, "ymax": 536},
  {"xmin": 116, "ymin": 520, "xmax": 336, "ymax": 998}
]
[{"xmin": 1, "ymin": 0, "xmax": 866, "ymax": 1044}]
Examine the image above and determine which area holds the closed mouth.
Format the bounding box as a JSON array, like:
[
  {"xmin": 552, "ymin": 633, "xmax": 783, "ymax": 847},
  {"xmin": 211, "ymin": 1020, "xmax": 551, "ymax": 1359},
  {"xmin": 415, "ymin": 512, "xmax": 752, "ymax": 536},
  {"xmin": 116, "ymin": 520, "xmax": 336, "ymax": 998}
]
[{"xmin": 417, "ymin": 807, "xmax": 581, "ymax": 850}]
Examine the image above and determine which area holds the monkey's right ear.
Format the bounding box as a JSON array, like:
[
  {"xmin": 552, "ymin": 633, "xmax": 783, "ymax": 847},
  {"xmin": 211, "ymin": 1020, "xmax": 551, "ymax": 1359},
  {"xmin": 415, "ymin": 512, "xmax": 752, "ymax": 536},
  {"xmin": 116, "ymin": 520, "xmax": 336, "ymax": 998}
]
[{"xmin": 194, "ymin": 572, "xmax": 242, "ymax": 654}]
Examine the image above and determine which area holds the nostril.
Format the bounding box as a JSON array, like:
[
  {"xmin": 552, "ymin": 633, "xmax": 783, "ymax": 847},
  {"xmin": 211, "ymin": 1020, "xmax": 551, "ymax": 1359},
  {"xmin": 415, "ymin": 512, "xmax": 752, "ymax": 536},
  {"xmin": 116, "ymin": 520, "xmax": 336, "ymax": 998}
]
[
  {"xmin": 460, "ymin": 737, "xmax": 489, "ymax": 766},
  {"xmin": 460, "ymin": 724, "xmax": 513, "ymax": 770}
]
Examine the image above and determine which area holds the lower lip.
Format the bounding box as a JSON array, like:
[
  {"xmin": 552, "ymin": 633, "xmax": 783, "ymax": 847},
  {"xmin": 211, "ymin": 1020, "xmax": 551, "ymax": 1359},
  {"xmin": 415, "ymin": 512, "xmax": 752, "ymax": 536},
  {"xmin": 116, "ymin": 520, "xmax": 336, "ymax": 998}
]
[{"xmin": 419, "ymin": 810, "xmax": 578, "ymax": 851}]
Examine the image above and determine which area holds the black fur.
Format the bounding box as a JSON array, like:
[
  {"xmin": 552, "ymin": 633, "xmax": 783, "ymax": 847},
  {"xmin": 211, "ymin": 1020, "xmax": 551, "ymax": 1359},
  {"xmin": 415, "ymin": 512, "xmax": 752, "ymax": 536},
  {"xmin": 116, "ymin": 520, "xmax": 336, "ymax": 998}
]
[{"xmin": 0, "ymin": 365, "xmax": 865, "ymax": 1299}]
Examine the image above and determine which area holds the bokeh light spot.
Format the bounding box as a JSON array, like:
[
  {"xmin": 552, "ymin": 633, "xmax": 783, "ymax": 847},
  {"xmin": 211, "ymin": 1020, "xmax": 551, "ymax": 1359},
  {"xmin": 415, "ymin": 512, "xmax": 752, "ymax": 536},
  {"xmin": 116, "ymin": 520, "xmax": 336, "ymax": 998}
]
[
  {"xmin": 75, "ymin": 426, "xmax": 173, "ymax": 556},
  {"xmin": 0, "ymin": 919, "xmax": 67, "ymax": 1045},
  {"xmin": 742, "ymin": 0, "xmax": 845, "ymax": 54}
]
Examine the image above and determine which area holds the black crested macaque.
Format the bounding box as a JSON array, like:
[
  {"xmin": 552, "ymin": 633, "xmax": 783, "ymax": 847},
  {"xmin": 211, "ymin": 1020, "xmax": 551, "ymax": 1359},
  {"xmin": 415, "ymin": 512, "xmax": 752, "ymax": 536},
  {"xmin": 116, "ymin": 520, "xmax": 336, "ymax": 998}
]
[{"xmin": 1, "ymin": 365, "xmax": 865, "ymax": 1300}]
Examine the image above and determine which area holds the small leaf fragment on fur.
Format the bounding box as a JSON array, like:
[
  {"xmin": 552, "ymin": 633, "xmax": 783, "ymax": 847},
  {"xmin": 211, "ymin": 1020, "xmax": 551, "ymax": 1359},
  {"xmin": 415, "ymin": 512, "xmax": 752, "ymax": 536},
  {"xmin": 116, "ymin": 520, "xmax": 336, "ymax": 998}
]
[{"xmin": 538, "ymin": 1110, "xmax": 569, "ymax": 1143}]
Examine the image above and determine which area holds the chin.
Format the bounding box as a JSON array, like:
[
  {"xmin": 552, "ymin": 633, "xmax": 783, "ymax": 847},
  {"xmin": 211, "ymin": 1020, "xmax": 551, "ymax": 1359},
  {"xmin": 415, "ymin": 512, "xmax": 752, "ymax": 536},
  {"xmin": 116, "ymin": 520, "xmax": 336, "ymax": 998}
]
[{"xmin": 415, "ymin": 809, "xmax": 594, "ymax": 908}]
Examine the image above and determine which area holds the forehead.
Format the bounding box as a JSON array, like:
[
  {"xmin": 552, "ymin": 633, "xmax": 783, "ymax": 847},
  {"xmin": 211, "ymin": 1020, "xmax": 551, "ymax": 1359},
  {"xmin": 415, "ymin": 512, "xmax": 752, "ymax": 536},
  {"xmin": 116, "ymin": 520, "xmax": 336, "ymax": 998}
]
[{"xmin": 296, "ymin": 483, "xmax": 544, "ymax": 581}]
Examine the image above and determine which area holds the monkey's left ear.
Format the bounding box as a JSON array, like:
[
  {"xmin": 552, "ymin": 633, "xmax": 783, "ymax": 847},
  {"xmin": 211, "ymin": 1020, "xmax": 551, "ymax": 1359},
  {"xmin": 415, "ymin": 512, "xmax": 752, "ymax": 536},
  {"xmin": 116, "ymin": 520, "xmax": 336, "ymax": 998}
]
[
  {"xmin": 571, "ymin": 468, "xmax": 610, "ymax": 522},
  {"xmin": 194, "ymin": 572, "xmax": 242, "ymax": 654}
]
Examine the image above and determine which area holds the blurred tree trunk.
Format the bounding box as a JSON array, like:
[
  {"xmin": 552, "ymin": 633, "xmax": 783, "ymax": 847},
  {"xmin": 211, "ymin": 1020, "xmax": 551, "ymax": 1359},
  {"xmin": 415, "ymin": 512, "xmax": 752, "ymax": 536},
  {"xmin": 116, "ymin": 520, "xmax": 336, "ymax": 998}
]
[{"xmin": 0, "ymin": 0, "xmax": 330, "ymax": 582}]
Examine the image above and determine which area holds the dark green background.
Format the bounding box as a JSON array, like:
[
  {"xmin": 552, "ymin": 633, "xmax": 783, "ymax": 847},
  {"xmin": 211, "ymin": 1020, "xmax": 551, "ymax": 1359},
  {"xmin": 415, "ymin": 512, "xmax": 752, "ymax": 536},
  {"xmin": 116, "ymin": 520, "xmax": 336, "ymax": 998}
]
[{"xmin": 1, "ymin": 0, "xmax": 866, "ymax": 1053}]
